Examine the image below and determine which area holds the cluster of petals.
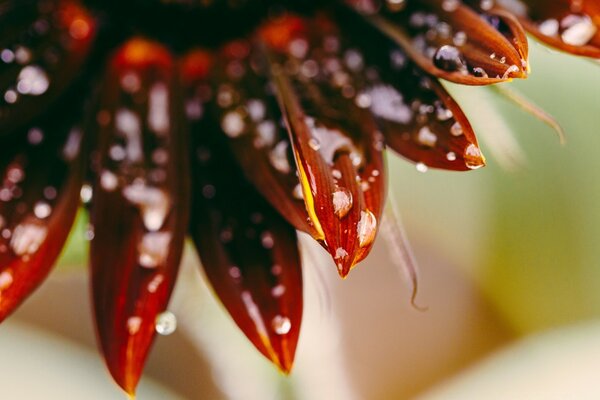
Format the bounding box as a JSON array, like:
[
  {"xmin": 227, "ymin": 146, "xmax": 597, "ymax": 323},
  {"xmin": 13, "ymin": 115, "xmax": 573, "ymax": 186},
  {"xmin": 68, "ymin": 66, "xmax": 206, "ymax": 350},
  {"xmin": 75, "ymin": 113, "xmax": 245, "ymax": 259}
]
[{"xmin": 0, "ymin": 0, "xmax": 598, "ymax": 394}]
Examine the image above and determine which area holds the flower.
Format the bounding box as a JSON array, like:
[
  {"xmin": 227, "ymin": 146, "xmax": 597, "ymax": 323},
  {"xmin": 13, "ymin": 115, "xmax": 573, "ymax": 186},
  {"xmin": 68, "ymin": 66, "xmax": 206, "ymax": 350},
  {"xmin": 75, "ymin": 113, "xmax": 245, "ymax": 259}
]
[{"xmin": 0, "ymin": 0, "xmax": 598, "ymax": 395}]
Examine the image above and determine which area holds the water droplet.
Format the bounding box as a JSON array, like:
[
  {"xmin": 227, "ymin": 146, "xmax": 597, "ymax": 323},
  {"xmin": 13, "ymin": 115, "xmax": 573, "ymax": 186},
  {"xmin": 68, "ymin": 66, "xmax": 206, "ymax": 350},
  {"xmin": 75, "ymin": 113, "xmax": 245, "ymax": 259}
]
[
  {"xmin": 417, "ymin": 126, "xmax": 437, "ymax": 147},
  {"xmin": 127, "ymin": 316, "xmax": 142, "ymax": 335},
  {"xmin": 33, "ymin": 201, "xmax": 52, "ymax": 219},
  {"xmin": 272, "ymin": 315, "xmax": 291, "ymax": 335},
  {"xmin": 122, "ymin": 183, "xmax": 171, "ymax": 231},
  {"xmin": 357, "ymin": 210, "xmax": 377, "ymax": 248},
  {"xmin": 332, "ymin": 188, "xmax": 353, "ymax": 218},
  {"xmin": 221, "ymin": 111, "xmax": 245, "ymax": 138},
  {"xmin": 100, "ymin": 170, "xmax": 119, "ymax": 191},
  {"xmin": 80, "ymin": 184, "xmax": 93, "ymax": 203},
  {"xmin": 464, "ymin": 144, "xmax": 485, "ymax": 170},
  {"xmin": 138, "ymin": 232, "xmax": 171, "ymax": 268},
  {"xmin": 0, "ymin": 270, "xmax": 13, "ymax": 290},
  {"xmin": 261, "ymin": 231, "xmax": 275, "ymax": 249},
  {"xmin": 10, "ymin": 222, "xmax": 47, "ymax": 256},
  {"xmin": 450, "ymin": 122, "xmax": 463, "ymax": 136},
  {"xmin": 17, "ymin": 65, "xmax": 49, "ymax": 95},
  {"xmin": 155, "ymin": 311, "xmax": 177, "ymax": 335},
  {"xmin": 433, "ymin": 45, "xmax": 466, "ymax": 72},
  {"xmin": 271, "ymin": 284, "xmax": 286, "ymax": 298},
  {"xmin": 416, "ymin": 163, "xmax": 428, "ymax": 173},
  {"xmin": 561, "ymin": 15, "xmax": 597, "ymax": 46}
]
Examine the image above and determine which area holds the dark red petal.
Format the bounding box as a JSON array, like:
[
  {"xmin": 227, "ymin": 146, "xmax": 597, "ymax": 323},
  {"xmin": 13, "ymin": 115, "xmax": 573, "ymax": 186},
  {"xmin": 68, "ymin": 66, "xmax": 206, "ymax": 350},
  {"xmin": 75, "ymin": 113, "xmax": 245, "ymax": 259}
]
[
  {"xmin": 0, "ymin": 0, "xmax": 96, "ymax": 135},
  {"xmin": 89, "ymin": 38, "xmax": 188, "ymax": 396},
  {"xmin": 180, "ymin": 46, "xmax": 314, "ymax": 235},
  {"xmin": 344, "ymin": 0, "xmax": 529, "ymax": 84},
  {"xmin": 337, "ymin": 13, "xmax": 485, "ymax": 171},
  {"xmin": 0, "ymin": 98, "xmax": 84, "ymax": 321},
  {"xmin": 491, "ymin": 0, "xmax": 600, "ymax": 57},
  {"xmin": 186, "ymin": 95, "xmax": 303, "ymax": 373},
  {"xmin": 258, "ymin": 15, "xmax": 386, "ymax": 276}
]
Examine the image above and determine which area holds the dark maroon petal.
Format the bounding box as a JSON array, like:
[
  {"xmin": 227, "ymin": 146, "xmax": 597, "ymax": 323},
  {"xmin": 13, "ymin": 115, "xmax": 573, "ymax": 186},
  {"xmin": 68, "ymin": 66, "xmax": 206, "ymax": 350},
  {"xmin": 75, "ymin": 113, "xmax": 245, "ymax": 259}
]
[
  {"xmin": 258, "ymin": 15, "xmax": 386, "ymax": 276},
  {"xmin": 180, "ymin": 46, "xmax": 314, "ymax": 235},
  {"xmin": 0, "ymin": 98, "xmax": 84, "ymax": 321},
  {"xmin": 0, "ymin": 0, "xmax": 95, "ymax": 135},
  {"xmin": 344, "ymin": 0, "xmax": 529, "ymax": 84},
  {"xmin": 89, "ymin": 38, "xmax": 188, "ymax": 396},
  {"xmin": 186, "ymin": 88, "xmax": 303, "ymax": 372},
  {"xmin": 490, "ymin": 0, "xmax": 600, "ymax": 57}
]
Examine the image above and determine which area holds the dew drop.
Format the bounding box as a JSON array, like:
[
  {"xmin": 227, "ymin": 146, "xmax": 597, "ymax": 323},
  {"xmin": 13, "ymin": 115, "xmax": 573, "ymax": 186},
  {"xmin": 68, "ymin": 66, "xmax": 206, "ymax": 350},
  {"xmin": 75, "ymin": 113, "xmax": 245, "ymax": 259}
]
[
  {"xmin": 271, "ymin": 284, "xmax": 286, "ymax": 298},
  {"xmin": 33, "ymin": 201, "xmax": 52, "ymax": 219},
  {"xmin": 272, "ymin": 315, "xmax": 291, "ymax": 335},
  {"xmin": 450, "ymin": 122, "xmax": 463, "ymax": 136},
  {"xmin": 357, "ymin": 210, "xmax": 377, "ymax": 248},
  {"xmin": 155, "ymin": 311, "xmax": 177, "ymax": 335},
  {"xmin": 332, "ymin": 188, "xmax": 353, "ymax": 218},
  {"xmin": 433, "ymin": 45, "xmax": 466, "ymax": 72},
  {"xmin": 127, "ymin": 316, "xmax": 142, "ymax": 335},
  {"xmin": 464, "ymin": 144, "xmax": 485, "ymax": 170},
  {"xmin": 416, "ymin": 163, "xmax": 428, "ymax": 173}
]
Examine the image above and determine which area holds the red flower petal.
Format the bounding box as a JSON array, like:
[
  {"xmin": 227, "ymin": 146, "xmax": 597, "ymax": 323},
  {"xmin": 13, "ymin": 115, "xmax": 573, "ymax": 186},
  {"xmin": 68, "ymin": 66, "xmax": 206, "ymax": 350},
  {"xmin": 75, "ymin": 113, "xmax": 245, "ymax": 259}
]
[
  {"xmin": 180, "ymin": 46, "xmax": 315, "ymax": 235},
  {"xmin": 0, "ymin": 99, "xmax": 84, "ymax": 321},
  {"xmin": 89, "ymin": 38, "xmax": 188, "ymax": 396},
  {"xmin": 186, "ymin": 95, "xmax": 303, "ymax": 373},
  {"xmin": 344, "ymin": 0, "xmax": 529, "ymax": 84},
  {"xmin": 491, "ymin": 0, "xmax": 600, "ymax": 57},
  {"xmin": 0, "ymin": 0, "xmax": 95, "ymax": 135},
  {"xmin": 337, "ymin": 14, "xmax": 485, "ymax": 171},
  {"xmin": 258, "ymin": 15, "xmax": 386, "ymax": 276}
]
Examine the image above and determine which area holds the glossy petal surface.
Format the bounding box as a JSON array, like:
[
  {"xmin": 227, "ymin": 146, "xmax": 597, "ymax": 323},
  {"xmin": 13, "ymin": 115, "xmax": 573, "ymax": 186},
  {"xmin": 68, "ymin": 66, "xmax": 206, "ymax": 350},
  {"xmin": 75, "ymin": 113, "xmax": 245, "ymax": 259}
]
[
  {"xmin": 259, "ymin": 16, "xmax": 386, "ymax": 275},
  {"xmin": 336, "ymin": 12, "xmax": 486, "ymax": 171},
  {"xmin": 181, "ymin": 45, "xmax": 314, "ymax": 235},
  {"xmin": 0, "ymin": 94, "xmax": 83, "ymax": 321},
  {"xmin": 344, "ymin": 0, "xmax": 529, "ymax": 84},
  {"xmin": 89, "ymin": 39, "xmax": 188, "ymax": 395},
  {"xmin": 187, "ymin": 88, "xmax": 303, "ymax": 372},
  {"xmin": 0, "ymin": 0, "xmax": 95, "ymax": 135}
]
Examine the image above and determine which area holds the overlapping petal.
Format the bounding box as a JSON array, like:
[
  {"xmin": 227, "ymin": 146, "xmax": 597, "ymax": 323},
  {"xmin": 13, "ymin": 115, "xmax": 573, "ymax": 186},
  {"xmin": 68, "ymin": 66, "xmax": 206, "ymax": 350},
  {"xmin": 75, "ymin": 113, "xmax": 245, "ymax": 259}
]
[
  {"xmin": 184, "ymin": 70, "xmax": 303, "ymax": 371},
  {"xmin": 0, "ymin": 93, "xmax": 84, "ymax": 321},
  {"xmin": 0, "ymin": 0, "xmax": 95, "ymax": 135},
  {"xmin": 344, "ymin": 0, "xmax": 529, "ymax": 84},
  {"xmin": 181, "ymin": 46, "xmax": 314, "ymax": 235},
  {"xmin": 89, "ymin": 38, "xmax": 188, "ymax": 395},
  {"xmin": 335, "ymin": 11, "xmax": 486, "ymax": 171}
]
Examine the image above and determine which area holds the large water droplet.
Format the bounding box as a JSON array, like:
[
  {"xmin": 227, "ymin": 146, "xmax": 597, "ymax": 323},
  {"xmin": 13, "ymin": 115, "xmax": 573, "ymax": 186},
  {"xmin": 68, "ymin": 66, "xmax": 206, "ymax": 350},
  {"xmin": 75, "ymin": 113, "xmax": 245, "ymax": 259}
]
[
  {"xmin": 464, "ymin": 144, "xmax": 485, "ymax": 170},
  {"xmin": 332, "ymin": 188, "xmax": 353, "ymax": 218},
  {"xmin": 433, "ymin": 45, "xmax": 467, "ymax": 72},
  {"xmin": 357, "ymin": 210, "xmax": 377, "ymax": 248}
]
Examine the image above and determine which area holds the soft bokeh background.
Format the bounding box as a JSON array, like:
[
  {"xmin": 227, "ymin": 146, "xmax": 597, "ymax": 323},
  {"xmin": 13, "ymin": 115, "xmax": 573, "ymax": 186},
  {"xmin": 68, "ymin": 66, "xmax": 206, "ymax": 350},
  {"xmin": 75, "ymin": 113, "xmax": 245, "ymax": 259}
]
[{"xmin": 1, "ymin": 41, "xmax": 600, "ymax": 399}]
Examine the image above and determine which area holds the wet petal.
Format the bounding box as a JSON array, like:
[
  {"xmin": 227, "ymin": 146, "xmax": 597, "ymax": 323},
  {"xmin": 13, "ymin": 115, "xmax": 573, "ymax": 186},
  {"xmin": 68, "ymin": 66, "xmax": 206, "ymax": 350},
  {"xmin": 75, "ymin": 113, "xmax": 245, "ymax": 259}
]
[
  {"xmin": 258, "ymin": 15, "xmax": 386, "ymax": 276},
  {"xmin": 0, "ymin": 0, "xmax": 96, "ymax": 135},
  {"xmin": 187, "ymin": 100, "xmax": 303, "ymax": 373},
  {"xmin": 343, "ymin": 0, "xmax": 529, "ymax": 84},
  {"xmin": 336, "ymin": 14, "xmax": 485, "ymax": 171},
  {"xmin": 489, "ymin": 0, "xmax": 600, "ymax": 57},
  {"xmin": 180, "ymin": 46, "xmax": 314, "ymax": 235},
  {"xmin": 89, "ymin": 38, "xmax": 188, "ymax": 396},
  {"xmin": 0, "ymin": 96, "xmax": 84, "ymax": 321}
]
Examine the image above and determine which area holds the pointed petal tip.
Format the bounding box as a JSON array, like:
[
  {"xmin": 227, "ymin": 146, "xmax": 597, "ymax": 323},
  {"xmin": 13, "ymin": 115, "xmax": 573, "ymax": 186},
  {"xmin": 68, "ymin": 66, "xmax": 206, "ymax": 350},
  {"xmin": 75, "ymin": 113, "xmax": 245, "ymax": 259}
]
[{"xmin": 464, "ymin": 144, "xmax": 486, "ymax": 170}]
